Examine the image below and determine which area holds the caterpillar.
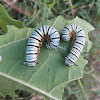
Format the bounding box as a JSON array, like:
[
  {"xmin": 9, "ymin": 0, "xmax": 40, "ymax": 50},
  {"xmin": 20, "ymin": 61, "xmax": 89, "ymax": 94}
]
[
  {"xmin": 62, "ymin": 24, "xmax": 86, "ymax": 66},
  {"xmin": 25, "ymin": 25, "xmax": 60, "ymax": 67}
]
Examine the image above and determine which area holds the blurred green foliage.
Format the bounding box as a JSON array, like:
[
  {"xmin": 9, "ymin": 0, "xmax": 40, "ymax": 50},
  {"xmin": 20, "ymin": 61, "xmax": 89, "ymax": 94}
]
[{"xmin": 0, "ymin": 0, "xmax": 100, "ymax": 28}]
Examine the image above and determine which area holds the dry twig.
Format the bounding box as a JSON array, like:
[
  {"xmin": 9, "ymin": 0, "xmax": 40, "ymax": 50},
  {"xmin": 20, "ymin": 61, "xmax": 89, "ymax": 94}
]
[
  {"xmin": 2, "ymin": 0, "xmax": 31, "ymax": 16},
  {"xmin": 67, "ymin": 0, "xmax": 76, "ymax": 17}
]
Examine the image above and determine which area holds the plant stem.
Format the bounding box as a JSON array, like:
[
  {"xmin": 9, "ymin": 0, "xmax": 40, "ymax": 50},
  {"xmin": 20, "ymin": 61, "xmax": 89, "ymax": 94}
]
[{"xmin": 78, "ymin": 79, "xmax": 89, "ymax": 100}]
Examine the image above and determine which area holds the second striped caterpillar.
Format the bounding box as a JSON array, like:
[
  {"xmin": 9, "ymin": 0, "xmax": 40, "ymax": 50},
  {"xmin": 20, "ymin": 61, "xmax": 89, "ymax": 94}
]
[{"xmin": 61, "ymin": 24, "xmax": 86, "ymax": 66}]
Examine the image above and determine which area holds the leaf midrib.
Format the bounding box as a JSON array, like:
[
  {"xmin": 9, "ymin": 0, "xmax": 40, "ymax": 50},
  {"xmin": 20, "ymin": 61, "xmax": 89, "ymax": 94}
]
[
  {"xmin": 0, "ymin": 38, "xmax": 28, "ymax": 49},
  {"xmin": 0, "ymin": 72, "xmax": 59, "ymax": 100}
]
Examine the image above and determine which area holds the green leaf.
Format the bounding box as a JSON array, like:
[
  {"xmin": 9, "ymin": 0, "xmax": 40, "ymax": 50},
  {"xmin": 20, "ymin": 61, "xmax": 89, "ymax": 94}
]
[
  {"xmin": 0, "ymin": 3, "xmax": 24, "ymax": 32},
  {"xmin": 0, "ymin": 16, "xmax": 94, "ymax": 100},
  {"xmin": 48, "ymin": 2, "xmax": 56, "ymax": 7}
]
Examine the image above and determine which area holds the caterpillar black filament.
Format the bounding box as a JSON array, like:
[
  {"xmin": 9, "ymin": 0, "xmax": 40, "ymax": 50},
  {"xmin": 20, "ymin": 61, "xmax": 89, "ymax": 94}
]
[
  {"xmin": 62, "ymin": 24, "xmax": 86, "ymax": 66},
  {"xmin": 25, "ymin": 25, "xmax": 60, "ymax": 67}
]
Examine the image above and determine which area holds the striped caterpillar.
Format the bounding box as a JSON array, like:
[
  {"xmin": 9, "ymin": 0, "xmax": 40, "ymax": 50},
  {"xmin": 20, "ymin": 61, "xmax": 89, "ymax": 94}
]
[
  {"xmin": 25, "ymin": 25, "xmax": 60, "ymax": 67},
  {"xmin": 62, "ymin": 24, "xmax": 86, "ymax": 66}
]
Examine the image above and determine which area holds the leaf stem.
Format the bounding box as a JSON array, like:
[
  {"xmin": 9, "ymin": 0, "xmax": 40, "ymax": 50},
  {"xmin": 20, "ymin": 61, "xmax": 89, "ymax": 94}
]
[
  {"xmin": 78, "ymin": 79, "xmax": 89, "ymax": 100},
  {"xmin": 92, "ymin": 74, "xmax": 100, "ymax": 83}
]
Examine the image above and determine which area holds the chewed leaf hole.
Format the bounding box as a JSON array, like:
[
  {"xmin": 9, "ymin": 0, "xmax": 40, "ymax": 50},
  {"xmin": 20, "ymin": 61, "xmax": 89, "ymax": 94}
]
[{"xmin": 0, "ymin": 55, "xmax": 2, "ymax": 62}]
